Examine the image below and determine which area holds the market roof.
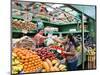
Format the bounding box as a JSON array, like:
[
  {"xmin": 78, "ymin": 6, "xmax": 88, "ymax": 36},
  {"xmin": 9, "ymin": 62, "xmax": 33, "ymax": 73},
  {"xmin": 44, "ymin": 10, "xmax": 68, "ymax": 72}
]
[
  {"xmin": 69, "ymin": 5, "xmax": 96, "ymax": 20},
  {"xmin": 12, "ymin": 1, "xmax": 96, "ymax": 24}
]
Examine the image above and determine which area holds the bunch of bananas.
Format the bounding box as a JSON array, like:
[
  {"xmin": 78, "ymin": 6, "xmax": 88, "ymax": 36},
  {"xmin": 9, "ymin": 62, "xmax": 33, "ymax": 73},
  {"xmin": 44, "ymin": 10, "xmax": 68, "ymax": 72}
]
[
  {"xmin": 12, "ymin": 53, "xmax": 23, "ymax": 75},
  {"xmin": 52, "ymin": 60, "xmax": 67, "ymax": 71},
  {"xmin": 86, "ymin": 47, "xmax": 96, "ymax": 56}
]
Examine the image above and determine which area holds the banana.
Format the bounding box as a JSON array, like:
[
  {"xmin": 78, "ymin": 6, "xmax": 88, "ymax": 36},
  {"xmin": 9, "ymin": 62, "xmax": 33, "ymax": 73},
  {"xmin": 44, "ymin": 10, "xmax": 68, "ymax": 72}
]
[
  {"xmin": 59, "ymin": 64, "xmax": 66, "ymax": 71},
  {"xmin": 12, "ymin": 52, "xmax": 23, "ymax": 75},
  {"xmin": 14, "ymin": 59, "xmax": 20, "ymax": 65},
  {"xmin": 12, "ymin": 70, "xmax": 18, "ymax": 75},
  {"xmin": 12, "ymin": 53, "xmax": 17, "ymax": 57}
]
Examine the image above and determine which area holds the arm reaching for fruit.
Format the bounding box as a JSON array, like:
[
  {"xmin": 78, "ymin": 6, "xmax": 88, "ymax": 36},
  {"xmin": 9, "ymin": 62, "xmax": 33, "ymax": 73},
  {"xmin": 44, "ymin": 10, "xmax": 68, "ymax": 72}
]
[
  {"xmin": 32, "ymin": 30, "xmax": 47, "ymax": 46},
  {"xmin": 37, "ymin": 33, "xmax": 47, "ymax": 39},
  {"xmin": 63, "ymin": 45, "xmax": 76, "ymax": 56},
  {"xmin": 52, "ymin": 37, "xmax": 67, "ymax": 44}
]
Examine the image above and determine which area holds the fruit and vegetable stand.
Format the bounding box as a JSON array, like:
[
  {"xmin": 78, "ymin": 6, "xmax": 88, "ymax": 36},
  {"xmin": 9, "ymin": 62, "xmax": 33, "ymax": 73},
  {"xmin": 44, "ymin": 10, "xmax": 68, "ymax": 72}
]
[{"xmin": 11, "ymin": 1, "xmax": 96, "ymax": 75}]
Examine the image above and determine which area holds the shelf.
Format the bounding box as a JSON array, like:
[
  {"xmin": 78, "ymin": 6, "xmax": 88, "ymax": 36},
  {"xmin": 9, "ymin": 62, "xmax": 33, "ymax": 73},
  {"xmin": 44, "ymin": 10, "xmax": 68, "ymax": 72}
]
[
  {"xmin": 12, "ymin": 28, "xmax": 37, "ymax": 34},
  {"xmin": 44, "ymin": 21, "xmax": 87, "ymax": 26},
  {"xmin": 12, "ymin": 16, "xmax": 89, "ymax": 35},
  {"xmin": 46, "ymin": 30, "xmax": 89, "ymax": 34},
  {"xmin": 12, "ymin": 16, "xmax": 88, "ymax": 26},
  {"xmin": 12, "ymin": 16, "xmax": 23, "ymax": 20},
  {"xmin": 32, "ymin": 19, "xmax": 88, "ymax": 26},
  {"xmin": 12, "ymin": 28, "xmax": 22, "ymax": 33}
]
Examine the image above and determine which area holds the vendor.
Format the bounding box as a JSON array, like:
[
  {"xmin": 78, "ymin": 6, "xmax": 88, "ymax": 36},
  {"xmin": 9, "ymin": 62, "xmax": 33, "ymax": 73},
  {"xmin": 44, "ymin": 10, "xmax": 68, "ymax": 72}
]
[{"xmin": 32, "ymin": 30, "xmax": 47, "ymax": 48}]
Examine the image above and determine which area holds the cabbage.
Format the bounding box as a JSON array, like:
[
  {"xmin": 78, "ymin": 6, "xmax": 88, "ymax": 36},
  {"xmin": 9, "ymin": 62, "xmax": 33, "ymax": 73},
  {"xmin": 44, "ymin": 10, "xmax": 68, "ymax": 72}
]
[{"xmin": 44, "ymin": 38, "xmax": 54, "ymax": 46}]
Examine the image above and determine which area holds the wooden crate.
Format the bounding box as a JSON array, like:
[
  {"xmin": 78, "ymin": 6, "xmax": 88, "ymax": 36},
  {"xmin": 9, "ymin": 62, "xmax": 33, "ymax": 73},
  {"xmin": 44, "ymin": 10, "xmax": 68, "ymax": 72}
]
[{"xmin": 87, "ymin": 51, "xmax": 96, "ymax": 69}]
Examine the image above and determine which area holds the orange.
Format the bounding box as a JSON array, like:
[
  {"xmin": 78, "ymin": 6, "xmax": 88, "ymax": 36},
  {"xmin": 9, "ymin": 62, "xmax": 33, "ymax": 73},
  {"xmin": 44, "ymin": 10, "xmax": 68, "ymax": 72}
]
[
  {"xmin": 24, "ymin": 59, "xmax": 28, "ymax": 62},
  {"xmin": 32, "ymin": 60, "xmax": 34, "ymax": 63},
  {"xmin": 25, "ymin": 56, "xmax": 29, "ymax": 59},
  {"xmin": 29, "ymin": 61, "xmax": 32, "ymax": 64},
  {"xmin": 16, "ymin": 51, "xmax": 20, "ymax": 55},
  {"xmin": 28, "ymin": 64, "xmax": 31, "ymax": 67},
  {"xmin": 24, "ymin": 65, "xmax": 28, "ymax": 69},
  {"xmin": 23, "ymin": 68, "xmax": 27, "ymax": 72},
  {"xmin": 21, "ymin": 56, "xmax": 26, "ymax": 59},
  {"xmin": 24, "ymin": 62, "xmax": 29, "ymax": 66},
  {"xmin": 20, "ymin": 59, "xmax": 24, "ymax": 63}
]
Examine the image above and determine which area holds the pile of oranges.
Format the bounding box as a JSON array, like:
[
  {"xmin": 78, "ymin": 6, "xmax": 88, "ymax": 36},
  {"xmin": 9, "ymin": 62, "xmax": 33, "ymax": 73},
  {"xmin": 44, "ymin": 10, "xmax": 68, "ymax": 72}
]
[{"xmin": 13, "ymin": 48, "xmax": 43, "ymax": 73}]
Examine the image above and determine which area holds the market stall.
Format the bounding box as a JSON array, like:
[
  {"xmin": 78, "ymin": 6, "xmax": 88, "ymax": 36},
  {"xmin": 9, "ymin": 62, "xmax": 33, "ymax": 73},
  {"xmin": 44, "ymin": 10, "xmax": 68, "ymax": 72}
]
[{"xmin": 11, "ymin": 1, "xmax": 96, "ymax": 74}]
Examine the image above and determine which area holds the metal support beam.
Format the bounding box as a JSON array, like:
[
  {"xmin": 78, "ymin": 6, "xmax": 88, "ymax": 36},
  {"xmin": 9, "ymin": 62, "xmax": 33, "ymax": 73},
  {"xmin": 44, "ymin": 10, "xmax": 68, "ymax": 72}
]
[{"xmin": 82, "ymin": 13, "xmax": 85, "ymax": 69}]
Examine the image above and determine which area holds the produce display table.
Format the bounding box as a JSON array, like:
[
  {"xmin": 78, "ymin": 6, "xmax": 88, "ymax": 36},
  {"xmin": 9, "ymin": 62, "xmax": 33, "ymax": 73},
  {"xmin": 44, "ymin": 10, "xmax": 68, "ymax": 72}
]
[{"xmin": 12, "ymin": 38, "xmax": 87, "ymax": 67}]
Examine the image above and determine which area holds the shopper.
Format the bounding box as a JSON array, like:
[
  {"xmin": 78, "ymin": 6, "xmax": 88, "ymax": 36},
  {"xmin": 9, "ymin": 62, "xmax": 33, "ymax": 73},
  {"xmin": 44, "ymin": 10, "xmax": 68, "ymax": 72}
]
[
  {"xmin": 32, "ymin": 30, "xmax": 47, "ymax": 48},
  {"xmin": 53, "ymin": 34, "xmax": 78, "ymax": 71},
  {"xmin": 64, "ymin": 34, "xmax": 78, "ymax": 71}
]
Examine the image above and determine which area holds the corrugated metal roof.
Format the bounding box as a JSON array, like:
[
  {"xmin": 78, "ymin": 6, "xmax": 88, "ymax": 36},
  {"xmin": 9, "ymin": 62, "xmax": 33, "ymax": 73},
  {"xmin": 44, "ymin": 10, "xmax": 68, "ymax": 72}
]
[{"xmin": 70, "ymin": 5, "xmax": 96, "ymax": 20}]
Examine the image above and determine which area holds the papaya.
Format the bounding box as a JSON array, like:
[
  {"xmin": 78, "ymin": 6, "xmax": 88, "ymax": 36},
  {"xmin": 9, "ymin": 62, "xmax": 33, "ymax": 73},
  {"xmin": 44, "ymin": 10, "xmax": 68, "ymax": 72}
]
[
  {"xmin": 46, "ymin": 59, "xmax": 52, "ymax": 68},
  {"xmin": 43, "ymin": 61, "xmax": 50, "ymax": 72},
  {"xmin": 54, "ymin": 62, "xmax": 60, "ymax": 67}
]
